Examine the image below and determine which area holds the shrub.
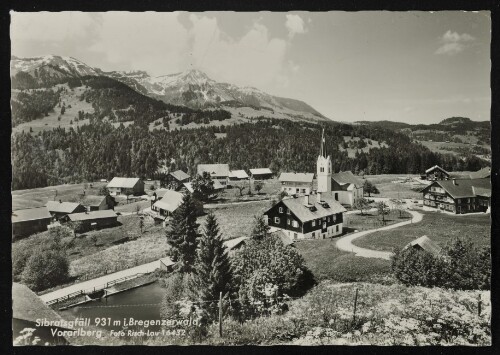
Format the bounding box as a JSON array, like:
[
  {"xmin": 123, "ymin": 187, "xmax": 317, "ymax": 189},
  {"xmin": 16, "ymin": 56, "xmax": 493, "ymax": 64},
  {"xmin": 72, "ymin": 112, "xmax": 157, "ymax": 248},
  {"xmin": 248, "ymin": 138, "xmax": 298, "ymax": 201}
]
[{"xmin": 22, "ymin": 248, "xmax": 70, "ymax": 291}]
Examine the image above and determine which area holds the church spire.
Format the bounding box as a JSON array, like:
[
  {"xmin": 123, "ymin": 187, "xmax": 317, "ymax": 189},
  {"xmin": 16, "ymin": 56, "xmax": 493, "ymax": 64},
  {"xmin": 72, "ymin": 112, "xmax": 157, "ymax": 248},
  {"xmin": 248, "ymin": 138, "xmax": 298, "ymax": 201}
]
[{"xmin": 320, "ymin": 128, "xmax": 326, "ymax": 158}]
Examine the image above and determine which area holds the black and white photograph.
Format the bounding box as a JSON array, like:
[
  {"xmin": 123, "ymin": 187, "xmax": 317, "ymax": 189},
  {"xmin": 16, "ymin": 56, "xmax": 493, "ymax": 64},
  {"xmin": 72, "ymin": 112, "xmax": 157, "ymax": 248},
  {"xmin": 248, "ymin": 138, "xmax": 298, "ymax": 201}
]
[{"xmin": 8, "ymin": 9, "xmax": 493, "ymax": 346}]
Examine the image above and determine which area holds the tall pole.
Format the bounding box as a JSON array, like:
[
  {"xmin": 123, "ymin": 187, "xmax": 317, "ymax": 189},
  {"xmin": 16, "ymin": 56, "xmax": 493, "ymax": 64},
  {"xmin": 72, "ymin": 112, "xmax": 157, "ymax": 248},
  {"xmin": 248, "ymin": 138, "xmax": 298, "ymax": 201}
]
[{"xmin": 219, "ymin": 292, "xmax": 223, "ymax": 337}]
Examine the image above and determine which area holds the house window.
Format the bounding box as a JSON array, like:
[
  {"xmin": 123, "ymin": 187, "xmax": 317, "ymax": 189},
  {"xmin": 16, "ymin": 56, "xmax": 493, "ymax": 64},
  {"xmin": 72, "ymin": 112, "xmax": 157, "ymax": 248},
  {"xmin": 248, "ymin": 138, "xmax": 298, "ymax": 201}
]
[
  {"xmin": 287, "ymin": 209, "xmax": 291, "ymax": 215},
  {"xmin": 312, "ymin": 220, "xmax": 316, "ymax": 227},
  {"xmin": 335, "ymin": 193, "xmax": 339, "ymax": 201},
  {"xmin": 323, "ymin": 222, "xmax": 326, "ymax": 229},
  {"xmin": 327, "ymin": 217, "xmax": 330, "ymax": 222},
  {"xmin": 274, "ymin": 217, "xmax": 280, "ymax": 224},
  {"xmin": 296, "ymin": 188, "xmax": 299, "ymax": 193},
  {"xmin": 294, "ymin": 233, "xmax": 297, "ymax": 240},
  {"xmin": 279, "ymin": 207, "xmax": 283, "ymax": 213},
  {"xmin": 312, "ymin": 232, "xmax": 315, "ymax": 238},
  {"xmin": 336, "ymin": 225, "xmax": 339, "ymax": 232},
  {"xmin": 287, "ymin": 219, "xmax": 291, "ymax": 225},
  {"xmin": 320, "ymin": 167, "xmax": 324, "ymax": 172},
  {"xmin": 292, "ymin": 221, "xmax": 299, "ymax": 228},
  {"xmin": 302, "ymin": 189, "xmax": 306, "ymax": 193}
]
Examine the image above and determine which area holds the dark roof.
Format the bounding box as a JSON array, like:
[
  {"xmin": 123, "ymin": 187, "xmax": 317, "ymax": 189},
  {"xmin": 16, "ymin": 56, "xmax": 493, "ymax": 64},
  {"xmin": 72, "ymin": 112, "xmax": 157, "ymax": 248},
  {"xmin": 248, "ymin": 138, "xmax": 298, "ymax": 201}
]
[
  {"xmin": 67, "ymin": 210, "xmax": 117, "ymax": 221},
  {"xmin": 279, "ymin": 172, "xmax": 314, "ymax": 183},
  {"xmin": 46, "ymin": 201, "xmax": 83, "ymax": 214},
  {"xmin": 273, "ymin": 192, "xmax": 346, "ymax": 223},
  {"xmin": 12, "ymin": 207, "xmax": 52, "ymax": 223},
  {"xmin": 404, "ymin": 236, "xmax": 442, "ymax": 257},
  {"xmin": 80, "ymin": 195, "xmax": 106, "ymax": 207},
  {"xmin": 433, "ymin": 178, "xmax": 491, "ymax": 199},
  {"xmin": 331, "ymin": 171, "xmax": 364, "ymax": 188},
  {"xmin": 169, "ymin": 170, "xmax": 190, "ymax": 181},
  {"xmin": 12, "ymin": 283, "xmax": 69, "ymax": 326},
  {"xmin": 469, "ymin": 167, "xmax": 491, "ymax": 179}
]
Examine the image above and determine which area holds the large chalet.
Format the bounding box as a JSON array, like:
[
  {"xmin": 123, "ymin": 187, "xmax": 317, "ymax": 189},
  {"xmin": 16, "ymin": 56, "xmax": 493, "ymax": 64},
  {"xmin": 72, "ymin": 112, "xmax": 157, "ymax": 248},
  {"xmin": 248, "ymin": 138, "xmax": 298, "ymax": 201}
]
[
  {"xmin": 265, "ymin": 130, "xmax": 346, "ymax": 240},
  {"xmin": 422, "ymin": 178, "xmax": 491, "ymax": 214}
]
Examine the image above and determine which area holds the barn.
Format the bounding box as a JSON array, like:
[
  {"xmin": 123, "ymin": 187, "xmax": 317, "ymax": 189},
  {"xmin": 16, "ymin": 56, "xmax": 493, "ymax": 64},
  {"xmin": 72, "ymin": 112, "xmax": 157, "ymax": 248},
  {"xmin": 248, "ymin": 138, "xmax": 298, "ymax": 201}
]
[
  {"xmin": 250, "ymin": 168, "xmax": 273, "ymax": 180},
  {"xmin": 107, "ymin": 177, "xmax": 145, "ymax": 196},
  {"xmin": 80, "ymin": 195, "xmax": 115, "ymax": 211},
  {"xmin": 12, "ymin": 207, "xmax": 52, "ymax": 239},
  {"xmin": 46, "ymin": 201, "xmax": 86, "ymax": 220},
  {"xmin": 61, "ymin": 210, "xmax": 118, "ymax": 232}
]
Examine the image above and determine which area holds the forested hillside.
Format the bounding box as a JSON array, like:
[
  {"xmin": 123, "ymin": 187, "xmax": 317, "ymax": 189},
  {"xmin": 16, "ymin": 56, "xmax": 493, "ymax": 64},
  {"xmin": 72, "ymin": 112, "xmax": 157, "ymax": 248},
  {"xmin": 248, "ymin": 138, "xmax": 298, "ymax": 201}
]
[{"xmin": 11, "ymin": 118, "xmax": 488, "ymax": 190}]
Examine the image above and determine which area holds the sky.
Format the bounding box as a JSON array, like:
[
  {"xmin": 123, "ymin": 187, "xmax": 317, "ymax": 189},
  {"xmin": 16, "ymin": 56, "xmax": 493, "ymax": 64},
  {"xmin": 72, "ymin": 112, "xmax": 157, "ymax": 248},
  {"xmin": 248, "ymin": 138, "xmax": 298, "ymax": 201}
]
[{"xmin": 10, "ymin": 11, "xmax": 491, "ymax": 124}]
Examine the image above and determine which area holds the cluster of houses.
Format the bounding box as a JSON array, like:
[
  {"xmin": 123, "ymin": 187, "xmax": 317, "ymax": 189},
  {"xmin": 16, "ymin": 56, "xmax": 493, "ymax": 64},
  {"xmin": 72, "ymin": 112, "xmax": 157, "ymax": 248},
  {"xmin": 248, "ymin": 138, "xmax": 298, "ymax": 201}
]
[
  {"xmin": 421, "ymin": 165, "xmax": 491, "ymax": 214},
  {"xmin": 12, "ymin": 194, "xmax": 118, "ymax": 239}
]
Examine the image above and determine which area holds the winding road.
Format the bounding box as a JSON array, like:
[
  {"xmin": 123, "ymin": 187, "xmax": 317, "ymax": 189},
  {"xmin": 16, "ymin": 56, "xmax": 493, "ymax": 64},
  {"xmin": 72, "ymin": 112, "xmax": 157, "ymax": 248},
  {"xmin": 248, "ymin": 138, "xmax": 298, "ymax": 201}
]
[{"xmin": 336, "ymin": 210, "xmax": 423, "ymax": 260}]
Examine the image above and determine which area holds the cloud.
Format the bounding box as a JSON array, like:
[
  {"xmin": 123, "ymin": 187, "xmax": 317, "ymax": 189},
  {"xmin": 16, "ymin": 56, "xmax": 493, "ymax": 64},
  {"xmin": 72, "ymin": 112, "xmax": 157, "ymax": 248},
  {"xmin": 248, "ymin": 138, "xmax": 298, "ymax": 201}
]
[
  {"xmin": 285, "ymin": 14, "xmax": 306, "ymax": 39},
  {"xmin": 435, "ymin": 30, "xmax": 475, "ymax": 55}
]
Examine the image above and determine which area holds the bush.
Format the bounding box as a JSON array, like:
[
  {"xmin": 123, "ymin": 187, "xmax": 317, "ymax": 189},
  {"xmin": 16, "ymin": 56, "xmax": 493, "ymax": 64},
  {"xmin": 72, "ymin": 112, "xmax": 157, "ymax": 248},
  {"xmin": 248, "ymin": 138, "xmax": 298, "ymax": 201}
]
[
  {"xmin": 22, "ymin": 248, "xmax": 70, "ymax": 291},
  {"xmin": 392, "ymin": 238, "xmax": 490, "ymax": 290}
]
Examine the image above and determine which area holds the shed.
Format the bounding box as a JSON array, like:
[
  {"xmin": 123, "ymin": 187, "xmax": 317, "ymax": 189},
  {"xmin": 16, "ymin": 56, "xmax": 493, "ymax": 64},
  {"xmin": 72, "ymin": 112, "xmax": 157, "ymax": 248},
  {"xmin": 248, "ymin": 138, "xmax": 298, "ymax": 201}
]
[
  {"xmin": 229, "ymin": 170, "xmax": 249, "ymax": 180},
  {"xmin": 404, "ymin": 235, "xmax": 442, "ymax": 257},
  {"xmin": 12, "ymin": 207, "xmax": 52, "ymax": 238},
  {"xmin": 46, "ymin": 201, "xmax": 86, "ymax": 219},
  {"xmin": 159, "ymin": 257, "xmax": 176, "ymax": 272},
  {"xmin": 62, "ymin": 210, "xmax": 118, "ymax": 232},
  {"xmin": 250, "ymin": 168, "xmax": 273, "ymax": 180},
  {"xmin": 107, "ymin": 177, "xmax": 145, "ymax": 196}
]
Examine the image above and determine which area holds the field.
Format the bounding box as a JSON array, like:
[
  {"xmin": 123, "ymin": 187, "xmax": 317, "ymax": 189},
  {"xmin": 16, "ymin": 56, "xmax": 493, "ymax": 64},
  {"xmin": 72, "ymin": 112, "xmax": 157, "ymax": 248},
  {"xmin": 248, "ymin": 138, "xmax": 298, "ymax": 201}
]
[
  {"xmin": 296, "ymin": 239, "xmax": 391, "ymax": 282},
  {"xmin": 12, "ymin": 181, "xmax": 109, "ymax": 210},
  {"xmin": 364, "ymin": 174, "xmax": 425, "ymax": 200},
  {"xmin": 352, "ymin": 210, "xmax": 490, "ymax": 252},
  {"xmin": 12, "ymin": 85, "xmax": 94, "ymax": 134},
  {"xmin": 220, "ymin": 178, "xmax": 282, "ymax": 203},
  {"xmin": 199, "ymin": 200, "xmax": 271, "ymax": 240},
  {"xmin": 343, "ymin": 209, "xmax": 412, "ymax": 232},
  {"xmin": 418, "ymin": 140, "xmax": 491, "ymax": 159}
]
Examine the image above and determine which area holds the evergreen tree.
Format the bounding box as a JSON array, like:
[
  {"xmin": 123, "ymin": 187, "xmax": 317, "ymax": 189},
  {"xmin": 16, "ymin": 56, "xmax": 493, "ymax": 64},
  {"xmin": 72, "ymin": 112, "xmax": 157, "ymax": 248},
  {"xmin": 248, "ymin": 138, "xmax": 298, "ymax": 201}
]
[
  {"xmin": 250, "ymin": 215, "xmax": 270, "ymax": 241},
  {"xmin": 166, "ymin": 193, "xmax": 201, "ymax": 273},
  {"xmin": 190, "ymin": 213, "xmax": 233, "ymax": 320}
]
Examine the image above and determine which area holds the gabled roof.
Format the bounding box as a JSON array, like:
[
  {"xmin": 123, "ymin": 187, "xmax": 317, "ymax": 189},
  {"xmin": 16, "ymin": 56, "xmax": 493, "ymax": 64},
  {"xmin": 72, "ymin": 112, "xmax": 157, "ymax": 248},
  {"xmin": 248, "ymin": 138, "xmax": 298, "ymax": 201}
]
[
  {"xmin": 182, "ymin": 182, "xmax": 194, "ymax": 193},
  {"xmin": 279, "ymin": 172, "xmax": 314, "ymax": 183},
  {"xmin": 80, "ymin": 195, "xmax": 106, "ymax": 207},
  {"xmin": 431, "ymin": 178, "xmax": 491, "ymax": 199},
  {"xmin": 404, "ymin": 235, "xmax": 442, "ymax": 257},
  {"xmin": 107, "ymin": 177, "xmax": 142, "ymax": 188},
  {"xmin": 223, "ymin": 236, "xmax": 249, "ymax": 251},
  {"xmin": 469, "ymin": 167, "xmax": 491, "ymax": 179},
  {"xmin": 230, "ymin": 170, "xmax": 249, "ymax": 179},
  {"xmin": 169, "ymin": 170, "xmax": 190, "ymax": 181},
  {"xmin": 46, "ymin": 201, "xmax": 83, "ymax": 214},
  {"xmin": 272, "ymin": 192, "xmax": 346, "ymax": 223},
  {"xmin": 250, "ymin": 168, "xmax": 273, "ymax": 175},
  {"xmin": 425, "ymin": 165, "xmax": 449, "ymax": 175},
  {"xmin": 12, "ymin": 207, "xmax": 52, "ymax": 223},
  {"xmin": 270, "ymin": 230, "xmax": 294, "ymax": 246},
  {"xmin": 66, "ymin": 210, "xmax": 117, "ymax": 222},
  {"xmin": 153, "ymin": 190, "xmax": 184, "ymax": 213},
  {"xmin": 197, "ymin": 164, "xmax": 230, "ymax": 177},
  {"xmin": 13, "ymin": 283, "xmax": 70, "ymax": 326},
  {"xmin": 472, "ymin": 186, "xmax": 491, "ymax": 198},
  {"xmin": 331, "ymin": 171, "xmax": 364, "ymax": 188}
]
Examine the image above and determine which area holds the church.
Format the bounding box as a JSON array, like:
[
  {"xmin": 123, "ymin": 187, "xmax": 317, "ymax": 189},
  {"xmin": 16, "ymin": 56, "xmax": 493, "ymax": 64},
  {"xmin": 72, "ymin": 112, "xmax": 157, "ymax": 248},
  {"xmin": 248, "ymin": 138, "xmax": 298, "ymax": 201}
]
[{"xmin": 264, "ymin": 130, "xmax": 346, "ymax": 240}]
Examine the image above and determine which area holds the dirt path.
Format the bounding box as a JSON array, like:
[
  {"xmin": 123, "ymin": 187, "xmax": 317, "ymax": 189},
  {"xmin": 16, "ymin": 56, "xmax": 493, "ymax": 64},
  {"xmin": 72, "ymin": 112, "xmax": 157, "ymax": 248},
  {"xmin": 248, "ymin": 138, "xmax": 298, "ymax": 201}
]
[{"xmin": 335, "ymin": 210, "xmax": 423, "ymax": 260}]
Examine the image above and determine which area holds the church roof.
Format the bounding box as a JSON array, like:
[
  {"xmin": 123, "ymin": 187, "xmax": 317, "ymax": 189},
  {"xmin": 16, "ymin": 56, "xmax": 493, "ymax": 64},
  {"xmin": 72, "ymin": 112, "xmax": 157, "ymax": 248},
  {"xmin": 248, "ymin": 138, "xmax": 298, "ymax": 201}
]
[{"xmin": 331, "ymin": 171, "xmax": 364, "ymax": 188}]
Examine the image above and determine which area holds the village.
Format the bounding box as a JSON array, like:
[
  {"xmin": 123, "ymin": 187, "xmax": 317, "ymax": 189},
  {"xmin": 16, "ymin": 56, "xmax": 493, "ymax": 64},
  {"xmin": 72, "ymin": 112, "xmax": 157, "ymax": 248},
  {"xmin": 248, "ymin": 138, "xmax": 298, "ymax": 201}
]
[{"xmin": 11, "ymin": 128, "xmax": 492, "ymax": 345}]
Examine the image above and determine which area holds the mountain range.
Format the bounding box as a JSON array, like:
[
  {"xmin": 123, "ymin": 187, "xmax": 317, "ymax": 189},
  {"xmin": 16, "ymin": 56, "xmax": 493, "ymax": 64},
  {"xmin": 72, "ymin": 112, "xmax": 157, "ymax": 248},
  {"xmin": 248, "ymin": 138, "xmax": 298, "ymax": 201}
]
[{"xmin": 11, "ymin": 55, "xmax": 327, "ymax": 123}]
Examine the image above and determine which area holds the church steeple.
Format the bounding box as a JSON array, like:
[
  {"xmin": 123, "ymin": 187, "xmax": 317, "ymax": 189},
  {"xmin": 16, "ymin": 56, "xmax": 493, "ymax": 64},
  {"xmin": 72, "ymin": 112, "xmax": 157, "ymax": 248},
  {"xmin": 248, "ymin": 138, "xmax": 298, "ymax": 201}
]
[{"xmin": 317, "ymin": 128, "xmax": 332, "ymax": 193}]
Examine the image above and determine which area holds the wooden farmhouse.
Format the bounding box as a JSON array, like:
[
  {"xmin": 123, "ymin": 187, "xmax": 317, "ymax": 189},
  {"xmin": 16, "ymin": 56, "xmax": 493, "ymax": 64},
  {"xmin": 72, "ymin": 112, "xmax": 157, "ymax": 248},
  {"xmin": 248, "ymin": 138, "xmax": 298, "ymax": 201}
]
[
  {"xmin": 61, "ymin": 210, "xmax": 118, "ymax": 232},
  {"xmin": 106, "ymin": 177, "xmax": 145, "ymax": 196},
  {"xmin": 46, "ymin": 201, "xmax": 86, "ymax": 220},
  {"xmin": 250, "ymin": 168, "xmax": 273, "ymax": 180},
  {"xmin": 163, "ymin": 170, "xmax": 191, "ymax": 189},
  {"xmin": 229, "ymin": 170, "xmax": 249, "ymax": 181},
  {"xmin": 279, "ymin": 172, "xmax": 314, "ymax": 195},
  {"xmin": 264, "ymin": 193, "xmax": 346, "ymax": 240},
  {"xmin": 422, "ymin": 178, "xmax": 491, "ymax": 214},
  {"xmin": 424, "ymin": 165, "xmax": 450, "ymax": 181},
  {"xmin": 331, "ymin": 171, "xmax": 364, "ymax": 207},
  {"xmin": 80, "ymin": 194, "xmax": 115, "ymax": 211},
  {"xmin": 151, "ymin": 190, "xmax": 184, "ymax": 218},
  {"xmin": 197, "ymin": 164, "xmax": 230, "ymax": 188},
  {"xmin": 12, "ymin": 207, "xmax": 52, "ymax": 239}
]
